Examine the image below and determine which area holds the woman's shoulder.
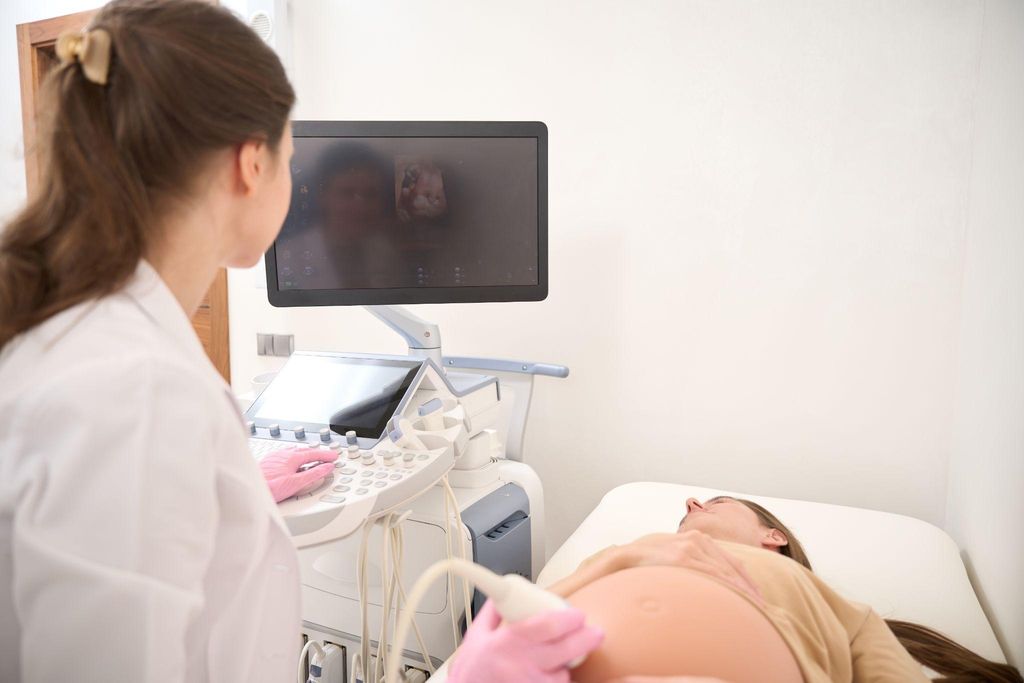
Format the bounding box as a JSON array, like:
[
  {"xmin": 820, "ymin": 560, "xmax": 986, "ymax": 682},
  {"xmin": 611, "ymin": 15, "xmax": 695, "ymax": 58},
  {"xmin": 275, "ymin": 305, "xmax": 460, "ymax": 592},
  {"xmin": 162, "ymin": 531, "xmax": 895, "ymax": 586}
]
[
  {"xmin": 716, "ymin": 539, "xmax": 874, "ymax": 626},
  {"xmin": 0, "ymin": 292, "xmax": 208, "ymax": 408},
  {"xmin": 716, "ymin": 539, "xmax": 802, "ymax": 567},
  {"xmin": 715, "ymin": 540, "xmax": 820, "ymax": 587}
]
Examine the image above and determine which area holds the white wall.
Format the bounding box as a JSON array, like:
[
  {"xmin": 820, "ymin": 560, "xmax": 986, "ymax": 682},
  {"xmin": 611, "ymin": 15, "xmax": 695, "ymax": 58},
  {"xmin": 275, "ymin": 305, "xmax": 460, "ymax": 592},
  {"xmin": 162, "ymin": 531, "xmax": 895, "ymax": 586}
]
[
  {"xmin": 946, "ymin": 0, "xmax": 1024, "ymax": 667},
  {"xmin": 232, "ymin": 0, "xmax": 986, "ymax": 547}
]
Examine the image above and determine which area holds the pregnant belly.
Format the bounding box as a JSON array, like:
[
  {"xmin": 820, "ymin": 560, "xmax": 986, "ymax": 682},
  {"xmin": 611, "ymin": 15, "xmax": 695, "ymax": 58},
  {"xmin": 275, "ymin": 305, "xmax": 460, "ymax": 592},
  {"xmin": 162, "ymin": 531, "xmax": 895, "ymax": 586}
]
[{"xmin": 567, "ymin": 566, "xmax": 804, "ymax": 683}]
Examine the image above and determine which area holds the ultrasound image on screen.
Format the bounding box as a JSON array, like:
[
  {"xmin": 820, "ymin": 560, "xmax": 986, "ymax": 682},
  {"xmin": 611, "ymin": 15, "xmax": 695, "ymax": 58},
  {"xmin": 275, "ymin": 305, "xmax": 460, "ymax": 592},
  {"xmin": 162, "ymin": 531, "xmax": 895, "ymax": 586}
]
[{"xmin": 276, "ymin": 137, "xmax": 539, "ymax": 291}]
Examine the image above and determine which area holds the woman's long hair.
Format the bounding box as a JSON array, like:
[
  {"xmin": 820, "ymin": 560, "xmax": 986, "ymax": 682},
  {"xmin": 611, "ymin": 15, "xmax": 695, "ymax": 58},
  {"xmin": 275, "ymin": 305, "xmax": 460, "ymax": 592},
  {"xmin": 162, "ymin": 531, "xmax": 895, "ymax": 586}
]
[
  {"xmin": 736, "ymin": 499, "xmax": 1022, "ymax": 683},
  {"xmin": 0, "ymin": 0, "xmax": 295, "ymax": 349}
]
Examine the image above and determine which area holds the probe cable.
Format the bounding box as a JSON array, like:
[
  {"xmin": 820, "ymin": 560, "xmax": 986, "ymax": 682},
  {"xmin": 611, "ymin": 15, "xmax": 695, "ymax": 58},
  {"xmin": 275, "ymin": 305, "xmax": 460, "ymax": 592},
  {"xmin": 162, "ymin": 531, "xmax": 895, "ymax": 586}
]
[
  {"xmin": 350, "ymin": 510, "xmax": 438, "ymax": 683},
  {"xmin": 384, "ymin": 558, "xmax": 498, "ymax": 683}
]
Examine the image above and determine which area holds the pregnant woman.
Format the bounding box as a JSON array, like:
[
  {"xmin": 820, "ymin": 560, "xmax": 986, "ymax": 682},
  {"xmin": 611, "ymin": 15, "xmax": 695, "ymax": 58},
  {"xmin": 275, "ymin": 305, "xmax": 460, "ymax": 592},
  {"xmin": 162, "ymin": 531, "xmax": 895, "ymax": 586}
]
[{"xmin": 550, "ymin": 496, "xmax": 1021, "ymax": 683}]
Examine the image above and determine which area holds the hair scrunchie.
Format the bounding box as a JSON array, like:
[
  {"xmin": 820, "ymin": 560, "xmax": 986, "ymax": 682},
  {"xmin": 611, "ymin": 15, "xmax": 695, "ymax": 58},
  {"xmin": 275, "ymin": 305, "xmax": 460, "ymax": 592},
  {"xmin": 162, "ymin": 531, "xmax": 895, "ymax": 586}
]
[{"xmin": 55, "ymin": 28, "xmax": 112, "ymax": 86}]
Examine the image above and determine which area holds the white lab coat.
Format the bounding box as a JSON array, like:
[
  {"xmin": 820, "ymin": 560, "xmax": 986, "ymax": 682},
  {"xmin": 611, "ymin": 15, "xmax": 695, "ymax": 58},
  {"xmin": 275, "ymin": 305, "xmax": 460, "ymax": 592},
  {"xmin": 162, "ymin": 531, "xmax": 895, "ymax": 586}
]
[{"xmin": 0, "ymin": 261, "xmax": 301, "ymax": 682}]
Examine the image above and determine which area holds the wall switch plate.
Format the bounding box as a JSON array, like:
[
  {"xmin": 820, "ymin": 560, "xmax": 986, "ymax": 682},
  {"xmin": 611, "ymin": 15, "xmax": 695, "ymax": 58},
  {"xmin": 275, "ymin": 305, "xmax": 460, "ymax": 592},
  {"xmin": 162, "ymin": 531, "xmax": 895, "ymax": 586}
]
[
  {"xmin": 257, "ymin": 333, "xmax": 293, "ymax": 357},
  {"xmin": 256, "ymin": 333, "xmax": 273, "ymax": 356},
  {"xmin": 273, "ymin": 334, "xmax": 295, "ymax": 356}
]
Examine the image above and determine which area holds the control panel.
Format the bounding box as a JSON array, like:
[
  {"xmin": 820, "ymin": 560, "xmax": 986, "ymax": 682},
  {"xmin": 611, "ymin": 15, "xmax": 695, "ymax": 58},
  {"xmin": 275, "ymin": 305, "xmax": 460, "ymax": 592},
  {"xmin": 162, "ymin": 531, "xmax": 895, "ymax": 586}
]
[{"xmin": 245, "ymin": 352, "xmax": 500, "ymax": 547}]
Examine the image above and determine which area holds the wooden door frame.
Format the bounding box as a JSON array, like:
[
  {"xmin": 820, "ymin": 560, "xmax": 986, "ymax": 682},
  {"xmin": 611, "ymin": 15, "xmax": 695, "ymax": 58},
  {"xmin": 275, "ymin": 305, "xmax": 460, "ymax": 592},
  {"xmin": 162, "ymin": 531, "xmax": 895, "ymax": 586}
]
[
  {"xmin": 15, "ymin": 9, "xmax": 232, "ymax": 382},
  {"xmin": 16, "ymin": 9, "xmax": 95, "ymax": 191}
]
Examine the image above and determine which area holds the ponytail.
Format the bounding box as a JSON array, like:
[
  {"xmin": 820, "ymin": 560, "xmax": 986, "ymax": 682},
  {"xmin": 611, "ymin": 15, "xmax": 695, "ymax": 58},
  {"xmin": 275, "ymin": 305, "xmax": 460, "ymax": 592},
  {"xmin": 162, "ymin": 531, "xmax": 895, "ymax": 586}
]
[
  {"xmin": 0, "ymin": 38, "xmax": 150, "ymax": 346},
  {"xmin": 885, "ymin": 620, "xmax": 1021, "ymax": 683},
  {"xmin": 0, "ymin": 0, "xmax": 294, "ymax": 349}
]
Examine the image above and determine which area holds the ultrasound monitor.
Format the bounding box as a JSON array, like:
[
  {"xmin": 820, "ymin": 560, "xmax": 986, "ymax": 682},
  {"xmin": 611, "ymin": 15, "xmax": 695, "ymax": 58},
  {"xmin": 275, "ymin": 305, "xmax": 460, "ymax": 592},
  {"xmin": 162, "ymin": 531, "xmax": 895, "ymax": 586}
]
[{"xmin": 266, "ymin": 121, "xmax": 547, "ymax": 306}]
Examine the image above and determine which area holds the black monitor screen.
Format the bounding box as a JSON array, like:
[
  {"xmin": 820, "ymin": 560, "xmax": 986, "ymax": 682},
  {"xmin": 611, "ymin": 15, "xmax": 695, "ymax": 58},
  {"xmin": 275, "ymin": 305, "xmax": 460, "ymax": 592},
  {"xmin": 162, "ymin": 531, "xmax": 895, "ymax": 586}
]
[
  {"xmin": 268, "ymin": 122, "xmax": 547, "ymax": 306},
  {"xmin": 281, "ymin": 136, "xmax": 537, "ymax": 290}
]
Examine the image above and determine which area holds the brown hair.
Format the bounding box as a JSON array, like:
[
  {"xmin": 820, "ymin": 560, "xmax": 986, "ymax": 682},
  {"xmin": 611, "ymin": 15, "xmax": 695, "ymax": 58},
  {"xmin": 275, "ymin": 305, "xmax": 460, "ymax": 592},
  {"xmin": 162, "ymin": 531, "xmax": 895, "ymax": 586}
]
[
  {"xmin": 734, "ymin": 498, "xmax": 1022, "ymax": 683},
  {"xmin": 0, "ymin": 0, "xmax": 295, "ymax": 349},
  {"xmin": 734, "ymin": 498, "xmax": 814, "ymax": 571}
]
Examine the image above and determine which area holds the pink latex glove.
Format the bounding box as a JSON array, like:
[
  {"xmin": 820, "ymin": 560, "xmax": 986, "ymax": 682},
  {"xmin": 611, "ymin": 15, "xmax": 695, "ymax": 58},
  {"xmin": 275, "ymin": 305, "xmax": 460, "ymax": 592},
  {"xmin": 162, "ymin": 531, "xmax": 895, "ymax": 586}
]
[
  {"xmin": 258, "ymin": 446, "xmax": 338, "ymax": 503},
  {"xmin": 448, "ymin": 600, "xmax": 604, "ymax": 683},
  {"xmin": 608, "ymin": 678, "xmax": 735, "ymax": 683}
]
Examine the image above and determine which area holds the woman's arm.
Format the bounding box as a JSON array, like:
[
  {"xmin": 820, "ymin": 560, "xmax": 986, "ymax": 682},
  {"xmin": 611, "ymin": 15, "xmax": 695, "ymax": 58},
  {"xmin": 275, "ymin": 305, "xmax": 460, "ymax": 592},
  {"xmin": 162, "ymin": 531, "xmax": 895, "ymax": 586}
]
[
  {"xmin": 848, "ymin": 611, "xmax": 931, "ymax": 682},
  {"xmin": 548, "ymin": 531, "xmax": 763, "ymax": 604},
  {"xmin": 547, "ymin": 545, "xmax": 629, "ymax": 597},
  {"xmin": 14, "ymin": 358, "xmax": 219, "ymax": 683}
]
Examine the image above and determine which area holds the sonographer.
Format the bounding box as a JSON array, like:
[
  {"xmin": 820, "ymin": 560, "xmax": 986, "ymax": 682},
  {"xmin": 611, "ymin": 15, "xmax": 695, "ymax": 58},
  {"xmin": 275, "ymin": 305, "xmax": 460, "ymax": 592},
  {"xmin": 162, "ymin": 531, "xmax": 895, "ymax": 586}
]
[{"xmin": 0, "ymin": 2, "xmax": 601, "ymax": 681}]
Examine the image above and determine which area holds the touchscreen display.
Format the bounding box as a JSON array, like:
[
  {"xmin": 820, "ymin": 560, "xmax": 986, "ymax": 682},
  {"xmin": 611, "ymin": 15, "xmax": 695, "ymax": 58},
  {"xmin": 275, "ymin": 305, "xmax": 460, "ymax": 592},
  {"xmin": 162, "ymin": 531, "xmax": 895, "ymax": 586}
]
[
  {"xmin": 250, "ymin": 355, "xmax": 421, "ymax": 438},
  {"xmin": 276, "ymin": 136, "xmax": 539, "ymax": 291}
]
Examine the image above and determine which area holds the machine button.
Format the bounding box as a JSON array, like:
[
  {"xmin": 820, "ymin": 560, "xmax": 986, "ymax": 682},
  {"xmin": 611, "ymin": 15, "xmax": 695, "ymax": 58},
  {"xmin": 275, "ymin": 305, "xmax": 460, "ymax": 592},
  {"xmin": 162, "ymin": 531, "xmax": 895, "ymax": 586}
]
[
  {"xmin": 374, "ymin": 472, "xmax": 388, "ymax": 479},
  {"xmin": 247, "ymin": 421, "xmax": 256, "ymax": 435},
  {"xmin": 328, "ymin": 441, "xmax": 342, "ymax": 451},
  {"xmin": 332, "ymin": 485, "xmax": 351, "ymax": 493},
  {"xmin": 374, "ymin": 481, "xmax": 387, "ymax": 488},
  {"xmin": 293, "ymin": 426, "xmax": 306, "ymax": 440},
  {"xmin": 389, "ymin": 474, "xmax": 403, "ymax": 481},
  {"xmin": 340, "ymin": 477, "xmax": 353, "ymax": 484},
  {"xmin": 404, "ymin": 463, "xmax": 415, "ymax": 469},
  {"xmin": 334, "ymin": 461, "xmax": 344, "ymax": 469},
  {"xmin": 418, "ymin": 398, "xmax": 443, "ymax": 416},
  {"xmin": 402, "ymin": 453, "xmax": 415, "ymax": 463},
  {"xmin": 295, "ymin": 473, "xmax": 331, "ymax": 497},
  {"xmin": 320, "ymin": 428, "xmax": 332, "ymax": 443},
  {"xmin": 347, "ymin": 446, "xmax": 361, "ymax": 460},
  {"xmin": 356, "ymin": 488, "xmax": 369, "ymax": 495},
  {"xmin": 269, "ymin": 424, "xmax": 281, "ymax": 437},
  {"xmin": 319, "ymin": 494, "xmax": 346, "ymax": 504},
  {"xmin": 346, "ymin": 430, "xmax": 358, "ymax": 446},
  {"xmin": 340, "ymin": 468, "xmax": 356, "ymax": 475},
  {"xmin": 360, "ymin": 479, "xmax": 373, "ymax": 487},
  {"xmin": 416, "ymin": 454, "xmax": 429, "ymax": 460},
  {"xmin": 361, "ymin": 453, "xmax": 375, "ymax": 466}
]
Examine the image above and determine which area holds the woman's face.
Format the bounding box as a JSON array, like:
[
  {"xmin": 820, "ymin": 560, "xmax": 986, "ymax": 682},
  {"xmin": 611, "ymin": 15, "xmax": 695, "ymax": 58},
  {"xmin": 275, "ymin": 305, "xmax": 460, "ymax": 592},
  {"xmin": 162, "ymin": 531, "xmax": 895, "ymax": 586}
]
[
  {"xmin": 678, "ymin": 497, "xmax": 787, "ymax": 551},
  {"xmin": 320, "ymin": 167, "xmax": 388, "ymax": 239}
]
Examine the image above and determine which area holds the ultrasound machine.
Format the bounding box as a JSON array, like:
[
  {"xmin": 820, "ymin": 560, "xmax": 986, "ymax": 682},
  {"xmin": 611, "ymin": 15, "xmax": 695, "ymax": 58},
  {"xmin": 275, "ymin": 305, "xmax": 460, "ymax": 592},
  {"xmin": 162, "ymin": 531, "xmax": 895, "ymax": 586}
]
[{"xmin": 244, "ymin": 122, "xmax": 560, "ymax": 682}]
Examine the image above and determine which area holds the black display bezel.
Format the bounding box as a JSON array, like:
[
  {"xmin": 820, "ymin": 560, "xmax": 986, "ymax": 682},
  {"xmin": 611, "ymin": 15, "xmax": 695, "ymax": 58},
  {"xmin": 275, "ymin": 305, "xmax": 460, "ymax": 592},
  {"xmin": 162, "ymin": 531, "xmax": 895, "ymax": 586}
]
[{"xmin": 266, "ymin": 120, "xmax": 549, "ymax": 307}]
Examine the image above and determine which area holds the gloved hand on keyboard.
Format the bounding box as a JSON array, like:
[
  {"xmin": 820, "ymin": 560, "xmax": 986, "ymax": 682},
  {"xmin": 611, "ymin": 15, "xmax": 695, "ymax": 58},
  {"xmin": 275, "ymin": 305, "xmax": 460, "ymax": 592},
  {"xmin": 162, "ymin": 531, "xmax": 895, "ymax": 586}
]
[
  {"xmin": 259, "ymin": 447, "xmax": 338, "ymax": 503},
  {"xmin": 447, "ymin": 600, "xmax": 603, "ymax": 683}
]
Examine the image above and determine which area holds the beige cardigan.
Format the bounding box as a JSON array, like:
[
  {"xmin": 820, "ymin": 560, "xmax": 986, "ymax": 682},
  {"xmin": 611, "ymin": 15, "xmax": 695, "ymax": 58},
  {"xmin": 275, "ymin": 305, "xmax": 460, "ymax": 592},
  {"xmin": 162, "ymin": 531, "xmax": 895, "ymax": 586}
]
[{"xmin": 717, "ymin": 541, "xmax": 929, "ymax": 683}]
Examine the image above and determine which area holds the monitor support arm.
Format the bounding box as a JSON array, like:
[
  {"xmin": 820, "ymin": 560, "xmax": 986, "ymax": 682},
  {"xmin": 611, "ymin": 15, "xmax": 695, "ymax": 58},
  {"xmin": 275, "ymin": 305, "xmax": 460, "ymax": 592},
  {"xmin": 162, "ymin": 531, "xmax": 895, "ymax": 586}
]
[
  {"xmin": 365, "ymin": 305, "xmax": 443, "ymax": 365},
  {"xmin": 365, "ymin": 305, "xmax": 571, "ymax": 464}
]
